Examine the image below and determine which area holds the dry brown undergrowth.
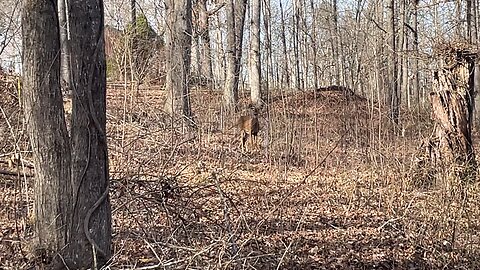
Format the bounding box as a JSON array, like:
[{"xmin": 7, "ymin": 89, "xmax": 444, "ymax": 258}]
[{"xmin": 1, "ymin": 81, "xmax": 479, "ymax": 269}]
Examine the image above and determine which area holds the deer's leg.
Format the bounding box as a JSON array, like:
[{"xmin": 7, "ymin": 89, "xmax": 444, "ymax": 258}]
[{"xmin": 240, "ymin": 131, "xmax": 247, "ymax": 151}]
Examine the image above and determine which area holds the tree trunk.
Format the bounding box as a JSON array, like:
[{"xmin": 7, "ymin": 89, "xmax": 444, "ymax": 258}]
[
  {"xmin": 331, "ymin": 0, "xmax": 340, "ymax": 86},
  {"xmin": 455, "ymin": 0, "xmax": 463, "ymax": 39},
  {"xmin": 429, "ymin": 48, "xmax": 476, "ymax": 176},
  {"xmin": 223, "ymin": 0, "xmax": 247, "ymax": 109},
  {"xmin": 292, "ymin": 0, "xmax": 301, "ymax": 89},
  {"xmin": 58, "ymin": 0, "xmax": 72, "ymax": 96},
  {"xmin": 22, "ymin": 0, "xmax": 72, "ymax": 265},
  {"xmin": 194, "ymin": 0, "xmax": 214, "ymax": 85},
  {"xmin": 389, "ymin": 0, "xmax": 399, "ymax": 124},
  {"xmin": 233, "ymin": 0, "xmax": 247, "ymax": 90},
  {"xmin": 399, "ymin": 0, "xmax": 409, "ymax": 109},
  {"xmin": 467, "ymin": 0, "xmax": 473, "ymax": 42},
  {"xmin": 67, "ymin": 0, "xmax": 112, "ymax": 267},
  {"xmin": 213, "ymin": 12, "xmax": 226, "ymax": 88},
  {"xmin": 263, "ymin": 0, "xmax": 274, "ymax": 90},
  {"xmin": 279, "ymin": 0, "xmax": 290, "ymax": 88},
  {"xmin": 164, "ymin": 0, "xmax": 193, "ymax": 119},
  {"xmin": 224, "ymin": 0, "xmax": 238, "ymax": 108},
  {"xmin": 412, "ymin": 0, "xmax": 420, "ymax": 107},
  {"xmin": 131, "ymin": 0, "xmax": 137, "ymax": 26},
  {"xmin": 309, "ymin": 0, "xmax": 318, "ymax": 90},
  {"xmin": 467, "ymin": 0, "xmax": 480, "ymax": 132},
  {"xmin": 249, "ymin": 0, "xmax": 262, "ymax": 106}
]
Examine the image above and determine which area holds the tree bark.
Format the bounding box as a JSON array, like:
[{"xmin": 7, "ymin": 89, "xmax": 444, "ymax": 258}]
[
  {"xmin": 249, "ymin": 0, "xmax": 262, "ymax": 106},
  {"xmin": 163, "ymin": 0, "xmax": 193, "ymax": 119},
  {"xmin": 68, "ymin": 0, "xmax": 112, "ymax": 267},
  {"xmin": 22, "ymin": 0, "xmax": 72, "ymax": 265}
]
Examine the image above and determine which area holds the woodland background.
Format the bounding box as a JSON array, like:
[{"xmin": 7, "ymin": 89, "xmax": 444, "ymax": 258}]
[{"xmin": 1, "ymin": 0, "xmax": 480, "ymax": 269}]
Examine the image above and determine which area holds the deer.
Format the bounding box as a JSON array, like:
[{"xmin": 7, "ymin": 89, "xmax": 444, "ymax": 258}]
[{"xmin": 237, "ymin": 105, "xmax": 260, "ymax": 151}]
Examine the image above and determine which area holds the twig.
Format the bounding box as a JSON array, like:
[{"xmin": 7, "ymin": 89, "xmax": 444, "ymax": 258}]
[{"xmin": 133, "ymin": 240, "xmax": 163, "ymax": 270}]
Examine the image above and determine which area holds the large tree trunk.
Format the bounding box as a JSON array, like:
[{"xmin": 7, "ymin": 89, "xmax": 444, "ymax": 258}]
[
  {"xmin": 429, "ymin": 48, "xmax": 476, "ymax": 177},
  {"xmin": 223, "ymin": 0, "xmax": 247, "ymax": 109},
  {"xmin": 164, "ymin": 0, "xmax": 193, "ymax": 119},
  {"xmin": 23, "ymin": 0, "xmax": 111, "ymax": 267},
  {"xmin": 22, "ymin": 0, "xmax": 72, "ymax": 265},
  {"xmin": 249, "ymin": 0, "xmax": 262, "ymax": 106},
  {"xmin": 67, "ymin": 0, "xmax": 112, "ymax": 267}
]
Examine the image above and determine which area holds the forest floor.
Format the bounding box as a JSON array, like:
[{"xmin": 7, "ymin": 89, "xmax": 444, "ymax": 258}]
[{"xmin": 1, "ymin": 79, "xmax": 480, "ymax": 269}]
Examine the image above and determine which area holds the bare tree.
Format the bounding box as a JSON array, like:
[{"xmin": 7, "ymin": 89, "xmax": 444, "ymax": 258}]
[
  {"xmin": 389, "ymin": 0, "xmax": 399, "ymax": 124},
  {"xmin": 331, "ymin": 0, "xmax": 340, "ymax": 86},
  {"xmin": 163, "ymin": 0, "xmax": 193, "ymax": 120},
  {"xmin": 412, "ymin": 0, "xmax": 420, "ymax": 107},
  {"xmin": 23, "ymin": 0, "xmax": 112, "ymax": 267},
  {"xmin": 292, "ymin": 0, "xmax": 301, "ymax": 89},
  {"xmin": 249, "ymin": 0, "xmax": 262, "ymax": 106},
  {"xmin": 279, "ymin": 0, "xmax": 290, "ymax": 88},
  {"xmin": 22, "ymin": 1, "xmax": 72, "ymax": 266},
  {"xmin": 224, "ymin": 0, "xmax": 247, "ymax": 109},
  {"xmin": 192, "ymin": 0, "xmax": 223, "ymax": 85},
  {"xmin": 67, "ymin": 0, "xmax": 112, "ymax": 267},
  {"xmin": 399, "ymin": 0, "xmax": 409, "ymax": 108}
]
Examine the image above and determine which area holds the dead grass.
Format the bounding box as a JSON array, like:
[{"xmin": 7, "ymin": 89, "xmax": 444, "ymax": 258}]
[{"xmin": 1, "ymin": 81, "xmax": 480, "ymax": 269}]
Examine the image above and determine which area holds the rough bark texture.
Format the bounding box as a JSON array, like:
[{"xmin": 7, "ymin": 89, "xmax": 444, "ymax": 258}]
[
  {"xmin": 429, "ymin": 49, "xmax": 476, "ymax": 175},
  {"xmin": 249, "ymin": 0, "xmax": 262, "ymax": 106},
  {"xmin": 68, "ymin": 0, "xmax": 112, "ymax": 267},
  {"xmin": 22, "ymin": 0, "xmax": 72, "ymax": 265},
  {"xmin": 163, "ymin": 0, "xmax": 193, "ymax": 119}
]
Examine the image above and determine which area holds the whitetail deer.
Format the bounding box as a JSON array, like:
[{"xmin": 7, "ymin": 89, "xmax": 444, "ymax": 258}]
[{"xmin": 237, "ymin": 105, "xmax": 260, "ymax": 151}]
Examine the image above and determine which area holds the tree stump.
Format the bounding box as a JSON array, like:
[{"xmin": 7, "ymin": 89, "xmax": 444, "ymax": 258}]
[{"xmin": 428, "ymin": 46, "xmax": 477, "ymax": 180}]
